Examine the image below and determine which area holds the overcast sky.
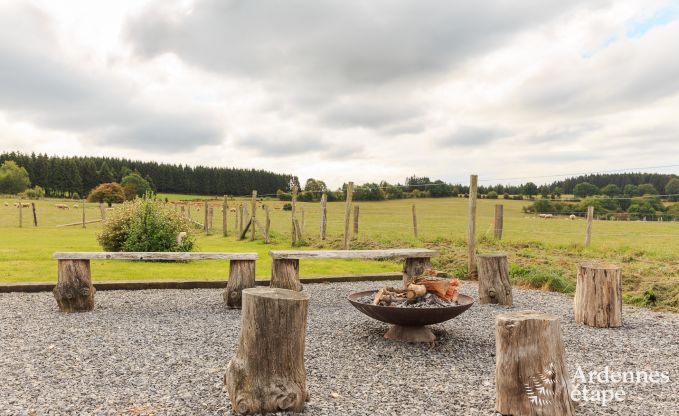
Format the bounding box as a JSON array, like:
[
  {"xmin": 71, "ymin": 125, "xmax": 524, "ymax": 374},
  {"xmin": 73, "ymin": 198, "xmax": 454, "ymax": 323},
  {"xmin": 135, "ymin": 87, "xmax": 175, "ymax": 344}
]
[{"xmin": 1, "ymin": 0, "xmax": 678, "ymax": 187}]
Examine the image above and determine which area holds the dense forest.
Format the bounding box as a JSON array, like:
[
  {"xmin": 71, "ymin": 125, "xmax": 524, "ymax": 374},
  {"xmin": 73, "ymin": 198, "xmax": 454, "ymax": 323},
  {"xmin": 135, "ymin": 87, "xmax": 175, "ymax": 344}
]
[
  {"xmin": 547, "ymin": 173, "xmax": 676, "ymax": 195},
  {"xmin": 0, "ymin": 152, "xmax": 291, "ymax": 197}
]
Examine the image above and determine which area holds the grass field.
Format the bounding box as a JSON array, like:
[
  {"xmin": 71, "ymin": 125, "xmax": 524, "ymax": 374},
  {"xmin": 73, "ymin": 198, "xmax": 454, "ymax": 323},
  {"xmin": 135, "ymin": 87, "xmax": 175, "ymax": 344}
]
[{"xmin": 1, "ymin": 196, "xmax": 677, "ymax": 310}]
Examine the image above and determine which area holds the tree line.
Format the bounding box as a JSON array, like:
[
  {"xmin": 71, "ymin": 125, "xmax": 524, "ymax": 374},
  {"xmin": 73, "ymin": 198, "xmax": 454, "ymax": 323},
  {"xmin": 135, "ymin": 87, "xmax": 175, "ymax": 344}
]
[{"xmin": 0, "ymin": 152, "xmax": 291, "ymax": 197}]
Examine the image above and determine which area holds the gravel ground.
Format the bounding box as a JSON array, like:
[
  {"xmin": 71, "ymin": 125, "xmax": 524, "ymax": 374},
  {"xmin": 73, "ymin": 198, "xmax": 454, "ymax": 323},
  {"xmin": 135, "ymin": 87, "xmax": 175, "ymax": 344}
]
[{"xmin": 0, "ymin": 281, "xmax": 677, "ymax": 416}]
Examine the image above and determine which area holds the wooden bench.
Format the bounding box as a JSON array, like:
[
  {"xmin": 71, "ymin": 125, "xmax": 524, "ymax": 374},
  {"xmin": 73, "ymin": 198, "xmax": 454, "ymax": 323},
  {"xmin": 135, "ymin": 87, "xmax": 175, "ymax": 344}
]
[
  {"xmin": 269, "ymin": 249, "xmax": 438, "ymax": 291},
  {"xmin": 52, "ymin": 252, "xmax": 258, "ymax": 312}
]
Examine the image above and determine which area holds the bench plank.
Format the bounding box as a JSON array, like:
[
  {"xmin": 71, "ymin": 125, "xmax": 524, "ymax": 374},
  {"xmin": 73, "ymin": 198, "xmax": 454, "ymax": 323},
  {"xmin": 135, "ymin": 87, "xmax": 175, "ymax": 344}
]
[
  {"xmin": 269, "ymin": 249, "xmax": 438, "ymax": 260},
  {"xmin": 53, "ymin": 252, "xmax": 258, "ymax": 261}
]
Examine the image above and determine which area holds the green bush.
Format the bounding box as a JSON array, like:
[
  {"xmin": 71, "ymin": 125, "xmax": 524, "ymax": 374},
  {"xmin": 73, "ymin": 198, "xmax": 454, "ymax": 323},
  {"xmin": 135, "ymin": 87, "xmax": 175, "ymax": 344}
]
[
  {"xmin": 21, "ymin": 186, "xmax": 45, "ymax": 200},
  {"xmin": 97, "ymin": 197, "xmax": 194, "ymax": 252},
  {"xmin": 282, "ymin": 203, "xmax": 292, "ymax": 211}
]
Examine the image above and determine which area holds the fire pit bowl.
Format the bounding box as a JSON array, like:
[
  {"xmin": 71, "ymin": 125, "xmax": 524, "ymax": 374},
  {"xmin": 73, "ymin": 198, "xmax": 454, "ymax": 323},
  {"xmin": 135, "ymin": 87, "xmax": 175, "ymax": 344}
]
[{"xmin": 348, "ymin": 290, "xmax": 474, "ymax": 343}]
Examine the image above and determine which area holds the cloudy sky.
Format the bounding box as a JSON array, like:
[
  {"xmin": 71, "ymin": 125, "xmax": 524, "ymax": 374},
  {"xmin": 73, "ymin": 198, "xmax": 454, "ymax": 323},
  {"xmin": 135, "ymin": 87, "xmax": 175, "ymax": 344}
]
[{"xmin": 0, "ymin": 0, "xmax": 678, "ymax": 187}]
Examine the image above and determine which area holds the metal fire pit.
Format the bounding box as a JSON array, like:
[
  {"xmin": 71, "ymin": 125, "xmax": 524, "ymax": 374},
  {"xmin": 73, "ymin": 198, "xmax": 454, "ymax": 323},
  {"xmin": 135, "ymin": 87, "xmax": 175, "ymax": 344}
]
[{"xmin": 348, "ymin": 290, "xmax": 474, "ymax": 343}]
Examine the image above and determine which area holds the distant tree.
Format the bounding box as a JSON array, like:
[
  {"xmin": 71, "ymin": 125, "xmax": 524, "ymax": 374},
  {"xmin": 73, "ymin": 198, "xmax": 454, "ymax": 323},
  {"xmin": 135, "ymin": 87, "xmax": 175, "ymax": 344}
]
[
  {"xmin": 553, "ymin": 187, "xmax": 563, "ymax": 198},
  {"xmin": 429, "ymin": 180, "xmax": 454, "ymax": 197},
  {"xmin": 664, "ymin": 178, "xmax": 679, "ymax": 201},
  {"xmin": 353, "ymin": 183, "xmax": 385, "ymax": 201},
  {"xmin": 573, "ymin": 182, "xmax": 600, "ymax": 197},
  {"xmin": 303, "ymin": 178, "xmax": 328, "ymax": 201},
  {"xmin": 487, "ymin": 191, "xmax": 498, "ymax": 199},
  {"xmin": 88, "ymin": 182, "xmax": 125, "ymax": 207},
  {"xmin": 381, "ymin": 181, "xmax": 404, "ymax": 199},
  {"xmin": 522, "ymin": 182, "xmax": 538, "ymax": 198},
  {"xmin": 601, "ymin": 184, "xmax": 622, "ymax": 197},
  {"xmin": 623, "ymin": 184, "xmax": 640, "ymax": 197},
  {"xmin": 538, "ymin": 185, "xmax": 550, "ymax": 198},
  {"xmin": 121, "ymin": 172, "xmax": 152, "ymax": 199},
  {"xmin": 98, "ymin": 161, "xmax": 116, "ymax": 183},
  {"xmin": 637, "ymin": 183, "xmax": 658, "ymax": 196},
  {"xmin": 0, "ymin": 161, "xmax": 30, "ymax": 194},
  {"xmin": 405, "ymin": 175, "xmax": 431, "ymax": 192}
]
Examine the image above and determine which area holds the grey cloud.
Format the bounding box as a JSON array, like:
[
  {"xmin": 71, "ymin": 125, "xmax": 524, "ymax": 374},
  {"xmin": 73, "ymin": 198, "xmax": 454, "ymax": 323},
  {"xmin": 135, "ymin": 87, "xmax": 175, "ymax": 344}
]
[
  {"xmin": 529, "ymin": 122, "xmax": 601, "ymax": 143},
  {"xmin": 125, "ymin": 0, "xmax": 602, "ymax": 129},
  {"xmin": 439, "ymin": 126, "xmax": 509, "ymax": 147},
  {"xmin": 0, "ymin": 5, "xmax": 222, "ymax": 152},
  {"xmin": 235, "ymin": 134, "xmax": 326, "ymax": 156}
]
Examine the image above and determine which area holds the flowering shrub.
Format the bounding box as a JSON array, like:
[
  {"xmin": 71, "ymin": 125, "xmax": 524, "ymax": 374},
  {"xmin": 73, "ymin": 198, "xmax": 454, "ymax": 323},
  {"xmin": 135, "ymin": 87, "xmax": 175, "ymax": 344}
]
[{"xmin": 97, "ymin": 197, "xmax": 194, "ymax": 252}]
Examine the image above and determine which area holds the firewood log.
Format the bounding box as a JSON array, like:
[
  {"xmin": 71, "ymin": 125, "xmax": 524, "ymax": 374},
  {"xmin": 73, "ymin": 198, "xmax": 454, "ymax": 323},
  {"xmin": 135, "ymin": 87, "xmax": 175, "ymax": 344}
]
[
  {"xmin": 406, "ymin": 284, "xmax": 427, "ymax": 300},
  {"xmin": 372, "ymin": 288, "xmax": 386, "ymax": 305},
  {"xmin": 414, "ymin": 278, "xmax": 449, "ymax": 298}
]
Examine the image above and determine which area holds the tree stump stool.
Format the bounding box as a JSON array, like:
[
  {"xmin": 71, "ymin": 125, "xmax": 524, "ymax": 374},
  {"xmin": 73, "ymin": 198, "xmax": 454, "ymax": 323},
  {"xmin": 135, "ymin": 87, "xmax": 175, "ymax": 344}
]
[
  {"xmin": 225, "ymin": 287, "xmax": 310, "ymax": 414},
  {"xmin": 53, "ymin": 259, "xmax": 96, "ymax": 312},
  {"xmin": 477, "ymin": 253, "xmax": 513, "ymax": 305},
  {"xmin": 271, "ymin": 259, "xmax": 302, "ymax": 291},
  {"xmin": 495, "ymin": 311, "xmax": 575, "ymax": 416},
  {"xmin": 574, "ymin": 262, "xmax": 622, "ymax": 327},
  {"xmin": 402, "ymin": 257, "xmax": 432, "ymax": 286},
  {"xmin": 224, "ymin": 260, "xmax": 256, "ymax": 308}
]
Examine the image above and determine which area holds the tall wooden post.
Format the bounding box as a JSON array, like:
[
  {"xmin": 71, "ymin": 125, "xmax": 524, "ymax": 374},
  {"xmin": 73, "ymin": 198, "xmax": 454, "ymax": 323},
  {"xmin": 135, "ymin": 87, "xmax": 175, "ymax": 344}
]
[
  {"xmin": 204, "ymin": 200, "xmax": 209, "ymax": 234},
  {"xmin": 291, "ymin": 185, "xmax": 298, "ymax": 245},
  {"xmin": 467, "ymin": 175, "xmax": 478, "ymax": 278},
  {"xmin": 222, "ymin": 195, "xmax": 228, "ymax": 237},
  {"xmin": 31, "ymin": 202, "xmax": 37, "ymax": 227},
  {"xmin": 300, "ymin": 206, "xmax": 305, "ymax": 236},
  {"xmin": 412, "ymin": 204, "xmax": 418, "ymax": 238},
  {"xmin": 584, "ymin": 206, "xmax": 594, "ymax": 246},
  {"xmin": 81, "ymin": 199, "xmax": 86, "ymax": 229},
  {"xmin": 343, "ymin": 182, "xmax": 354, "ymax": 250},
  {"xmin": 320, "ymin": 193, "xmax": 327, "ymax": 240},
  {"xmin": 264, "ymin": 205, "xmax": 271, "ymax": 244},
  {"xmin": 494, "ymin": 204, "xmax": 503, "ymax": 240},
  {"xmin": 209, "ymin": 207, "xmax": 214, "ymax": 230},
  {"xmin": 181, "ymin": 205, "xmax": 186, "ymax": 218},
  {"xmin": 188, "ymin": 204, "xmax": 192, "ymax": 221},
  {"xmin": 353, "ymin": 205, "xmax": 359, "ymax": 235},
  {"xmin": 18, "ymin": 200, "xmax": 23, "ymax": 228},
  {"xmin": 250, "ymin": 190, "xmax": 257, "ymax": 241},
  {"xmin": 99, "ymin": 203, "xmax": 106, "ymax": 221},
  {"xmin": 239, "ymin": 205, "xmax": 244, "ymax": 237}
]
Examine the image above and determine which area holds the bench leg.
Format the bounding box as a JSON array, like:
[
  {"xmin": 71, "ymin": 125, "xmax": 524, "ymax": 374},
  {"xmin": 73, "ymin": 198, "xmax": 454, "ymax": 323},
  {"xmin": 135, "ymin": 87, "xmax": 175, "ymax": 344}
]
[
  {"xmin": 271, "ymin": 259, "xmax": 302, "ymax": 291},
  {"xmin": 224, "ymin": 259, "xmax": 256, "ymax": 308},
  {"xmin": 53, "ymin": 259, "xmax": 95, "ymax": 312},
  {"xmin": 402, "ymin": 257, "xmax": 432, "ymax": 287}
]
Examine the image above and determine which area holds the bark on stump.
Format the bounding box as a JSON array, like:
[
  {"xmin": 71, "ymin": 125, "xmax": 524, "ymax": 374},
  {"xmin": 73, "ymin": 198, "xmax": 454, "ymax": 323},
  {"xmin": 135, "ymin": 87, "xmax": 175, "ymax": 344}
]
[
  {"xmin": 402, "ymin": 257, "xmax": 432, "ymax": 287},
  {"xmin": 53, "ymin": 259, "xmax": 96, "ymax": 312},
  {"xmin": 574, "ymin": 262, "xmax": 623, "ymax": 328},
  {"xmin": 271, "ymin": 259, "xmax": 302, "ymax": 291},
  {"xmin": 477, "ymin": 253, "xmax": 513, "ymax": 305},
  {"xmin": 225, "ymin": 287, "xmax": 310, "ymax": 415},
  {"xmin": 224, "ymin": 260, "xmax": 256, "ymax": 308},
  {"xmin": 496, "ymin": 311, "xmax": 575, "ymax": 416}
]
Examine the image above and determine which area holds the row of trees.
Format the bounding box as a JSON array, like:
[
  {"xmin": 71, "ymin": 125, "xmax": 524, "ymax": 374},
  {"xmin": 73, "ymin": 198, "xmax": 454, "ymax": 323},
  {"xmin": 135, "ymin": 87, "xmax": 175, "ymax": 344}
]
[
  {"xmin": 0, "ymin": 152, "xmax": 291, "ymax": 197},
  {"xmin": 527, "ymin": 196, "xmax": 679, "ymax": 220}
]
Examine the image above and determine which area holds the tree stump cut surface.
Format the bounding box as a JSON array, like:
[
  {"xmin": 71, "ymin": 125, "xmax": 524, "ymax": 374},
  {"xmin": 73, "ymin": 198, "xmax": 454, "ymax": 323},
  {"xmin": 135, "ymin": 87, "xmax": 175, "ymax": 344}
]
[
  {"xmin": 53, "ymin": 259, "xmax": 96, "ymax": 312},
  {"xmin": 271, "ymin": 259, "xmax": 302, "ymax": 291},
  {"xmin": 495, "ymin": 311, "xmax": 575, "ymax": 416},
  {"xmin": 574, "ymin": 262, "xmax": 622, "ymax": 328},
  {"xmin": 477, "ymin": 253, "xmax": 513, "ymax": 305},
  {"xmin": 224, "ymin": 260, "xmax": 256, "ymax": 308},
  {"xmin": 225, "ymin": 287, "xmax": 310, "ymax": 414}
]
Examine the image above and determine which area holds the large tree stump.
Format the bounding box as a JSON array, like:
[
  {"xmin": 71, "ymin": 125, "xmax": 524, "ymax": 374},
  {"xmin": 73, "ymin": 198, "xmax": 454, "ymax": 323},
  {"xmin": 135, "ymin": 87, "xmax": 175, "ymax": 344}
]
[
  {"xmin": 574, "ymin": 262, "xmax": 622, "ymax": 327},
  {"xmin": 496, "ymin": 311, "xmax": 575, "ymax": 416},
  {"xmin": 224, "ymin": 260, "xmax": 256, "ymax": 308},
  {"xmin": 53, "ymin": 259, "xmax": 95, "ymax": 312},
  {"xmin": 225, "ymin": 287, "xmax": 309, "ymax": 414},
  {"xmin": 477, "ymin": 253, "xmax": 513, "ymax": 305},
  {"xmin": 271, "ymin": 259, "xmax": 302, "ymax": 291},
  {"xmin": 402, "ymin": 257, "xmax": 432, "ymax": 287}
]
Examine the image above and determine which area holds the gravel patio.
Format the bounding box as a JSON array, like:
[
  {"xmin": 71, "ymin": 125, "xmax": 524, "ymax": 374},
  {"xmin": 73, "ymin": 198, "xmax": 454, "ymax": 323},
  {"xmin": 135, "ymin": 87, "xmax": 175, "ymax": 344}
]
[{"xmin": 1, "ymin": 281, "xmax": 677, "ymax": 415}]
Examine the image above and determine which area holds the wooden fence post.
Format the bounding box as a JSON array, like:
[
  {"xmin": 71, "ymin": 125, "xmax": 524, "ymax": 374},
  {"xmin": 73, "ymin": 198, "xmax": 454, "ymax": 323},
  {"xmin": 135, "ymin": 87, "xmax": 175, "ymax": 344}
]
[
  {"xmin": 494, "ymin": 204, "xmax": 503, "ymax": 240},
  {"xmin": 250, "ymin": 190, "xmax": 257, "ymax": 241},
  {"xmin": 18, "ymin": 199, "xmax": 23, "ymax": 228},
  {"xmin": 31, "ymin": 202, "xmax": 37, "ymax": 227},
  {"xmin": 343, "ymin": 182, "xmax": 354, "ymax": 250},
  {"xmin": 209, "ymin": 207, "xmax": 214, "ymax": 231},
  {"xmin": 204, "ymin": 200, "xmax": 209, "ymax": 234},
  {"xmin": 264, "ymin": 205, "xmax": 271, "ymax": 244},
  {"xmin": 320, "ymin": 193, "xmax": 327, "ymax": 240},
  {"xmin": 300, "ymin": 206, "xmax": 305, "ymax": 237},
  {"xmin": 467, "ymin": 175, "xmax": 478, "ymax": 278},
  {"xmin": 585, "ymin": 206, "xmax": 594, "ymax": 246},
  {"xmin": 291, "ymin": 185, "xmax": 298, "ymax": 245},
  {"xmin": 181, "ymin": 205, "xmax": 185, "ymax": 218},
  {"xmin": 412, "ymin": 204, "xmax": 418, "ymax": 238},
  {"xmin": 81, "ymin": 199, "xmax": 86, "ymax": 229},
  {"xmin": 188, "ymin": 204, "xmax": 191, "ymax": 221},
  {"xmin": 353, "ymin": 205, "xmax": 359, "ymax": 235},
  {"xmin": 227, "ymin": 195, "xmax": 229, "ymax": 237},
  {"xmin": 99, "ymin": 203, "xmax": 106, "ymax": 221}
]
